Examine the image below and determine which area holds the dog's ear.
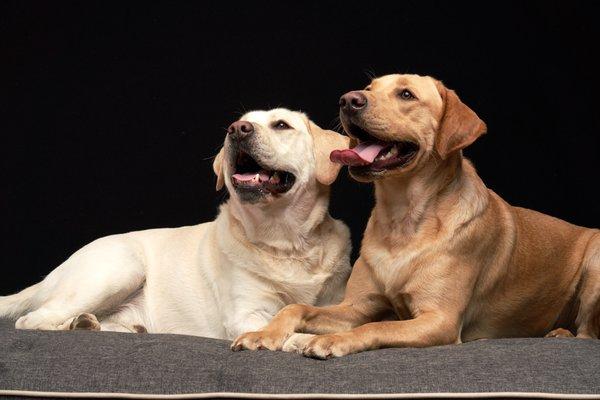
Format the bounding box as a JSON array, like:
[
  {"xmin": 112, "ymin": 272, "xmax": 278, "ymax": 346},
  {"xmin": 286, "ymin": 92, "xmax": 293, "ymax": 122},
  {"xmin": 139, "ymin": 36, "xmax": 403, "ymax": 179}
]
[
  {"xmin": 307, "ymin": 118, "xmax": 350, "ymax": 185},
  {"xmin": 434, "ymin": 80, "xmax": 487, "ymax": 160},
  {"xmin": 212, "ymin": 147, "xmax": 225, "ymax": 191}
]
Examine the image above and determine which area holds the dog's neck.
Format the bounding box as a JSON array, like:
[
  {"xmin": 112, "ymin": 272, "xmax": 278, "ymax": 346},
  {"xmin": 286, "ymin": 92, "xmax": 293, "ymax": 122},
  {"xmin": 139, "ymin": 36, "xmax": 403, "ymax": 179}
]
[
  {"xmin": 224, "ymin": 182, "xmax": 332, "ymax": 255},
  {"xmin": 373, "ymin": 153, "xmax": 489, "ymax": 239}
]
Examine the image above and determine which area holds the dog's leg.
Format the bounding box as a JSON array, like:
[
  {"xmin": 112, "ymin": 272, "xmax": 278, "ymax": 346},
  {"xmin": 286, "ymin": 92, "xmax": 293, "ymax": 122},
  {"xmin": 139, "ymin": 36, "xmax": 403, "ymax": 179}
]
[
  {"xmin": 231, "ymin": 303, "xmax": 377, "ymax": 351},
  {"xmin": 62, "ymin": 289, "xmax": 148, "ymax": 333},
  {"xmin": 575, "ymin": 233, "xmax": 600, "ymax": 339},
  {"xmin": 227, "ymin": 311, "xmax": 272, "ymax": 339},
  {"xmin": 99, "ymin": 292, "xmax": 148, "ymax": 333},
  {"xmin": 15, "ymin": 236, "xmax": 145, "ymax": 331},
  {"xmin": 65, "ymin": 314, "xmax": 147, "ymax": 333},
  {"xmin": 231, "ymin": 258, "xmax": 390, "ymax": 351},
  {"xmin": 60, "ymin": 314, "xmax": 145, "ymax": 333},
  {"xmin": 300, "ymin": 313, "xmax": 459, "ymax": 359}
]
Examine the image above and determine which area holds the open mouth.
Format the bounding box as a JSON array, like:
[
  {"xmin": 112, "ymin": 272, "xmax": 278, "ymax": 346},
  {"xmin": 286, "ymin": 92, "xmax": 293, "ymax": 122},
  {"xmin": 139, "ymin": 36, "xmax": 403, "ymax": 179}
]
[
  {"xmin": 330, "ymin": 122, "xmax": 419, "ymax": 172},
  {"xmin": 231, "ymin": 150, "xmax": 295, "ymax": 196}
]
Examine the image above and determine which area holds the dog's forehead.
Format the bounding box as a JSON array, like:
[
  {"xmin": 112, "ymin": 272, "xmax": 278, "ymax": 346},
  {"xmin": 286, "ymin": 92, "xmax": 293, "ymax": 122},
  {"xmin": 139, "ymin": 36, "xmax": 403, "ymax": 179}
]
[
  {"xmin": 371, "ymin": 74, "xmax": 441, "ymax": 105},
  {"xmin": 370, "ymin": 74, "xmax": 402, "ymax": 89},
  {"xmin": 241, "ymin": 109, "xmax": 306, "ymax": 130},
  {"xmin": 372, "ymin": 74, "xmax": 433, "ymax": 91}
]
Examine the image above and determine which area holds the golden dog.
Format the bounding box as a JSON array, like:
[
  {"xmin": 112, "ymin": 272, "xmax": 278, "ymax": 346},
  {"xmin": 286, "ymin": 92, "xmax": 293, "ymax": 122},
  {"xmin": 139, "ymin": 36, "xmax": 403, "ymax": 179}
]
[{"xmin": 232, "ymin": 74, "xmax": 600, "ymax": 358}]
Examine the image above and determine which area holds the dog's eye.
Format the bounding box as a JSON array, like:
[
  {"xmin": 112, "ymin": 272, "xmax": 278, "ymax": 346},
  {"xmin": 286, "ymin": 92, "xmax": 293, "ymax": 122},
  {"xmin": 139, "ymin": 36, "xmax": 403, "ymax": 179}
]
[
  {"xmin": 398, "ymin": 89, "xmax": 416, "ymax": 100},
  {"xmin": 272, "ymin": 120, "xmax": 291, "ymax": 130}
]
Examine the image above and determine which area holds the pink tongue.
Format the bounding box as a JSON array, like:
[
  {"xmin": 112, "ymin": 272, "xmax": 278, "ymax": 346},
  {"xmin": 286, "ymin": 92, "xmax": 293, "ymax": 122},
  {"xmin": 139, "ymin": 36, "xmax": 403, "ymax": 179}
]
[
  {"xmin": 232, "ymin": 172, "xmax": 270, "ymax": 183},
  {"xmin": 330, "ymin": 142, "xmax": 387, "ymax": 166}
]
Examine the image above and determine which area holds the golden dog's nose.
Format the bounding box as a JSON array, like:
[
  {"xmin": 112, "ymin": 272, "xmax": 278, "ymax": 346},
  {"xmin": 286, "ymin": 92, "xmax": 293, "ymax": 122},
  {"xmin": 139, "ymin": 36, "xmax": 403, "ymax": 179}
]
[
  {"xmin": 339, "ymin": 91, "xmax": 367, "ymax": 113},
  {"xmin": 227, "ymin": 120, "xmax": 254, "ymax": 140}
]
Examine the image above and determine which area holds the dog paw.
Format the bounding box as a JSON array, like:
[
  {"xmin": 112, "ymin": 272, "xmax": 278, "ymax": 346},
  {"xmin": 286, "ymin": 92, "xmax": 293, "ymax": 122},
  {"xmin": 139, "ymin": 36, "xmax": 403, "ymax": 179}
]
[
  {"xmin": 302, "ymin": 333, "xmax": 356, "ymax": 359},
  {"xmin": 282, "ymin": 333, "xmax": 316, "ymax": 353},
  {"xmin": 231, "ymin": 330, "xmax": 288, "ymax": 351},
  {"xmin": 70, "ymin": 313, "xmax": 101, "ymax": 331},
  {"xmin": 545, "ymin": 328, "xmax": 574, "ymax": 338},
  {"xmin": 15, "ymin": 309, "xmax": 63, "ymax": 330}
]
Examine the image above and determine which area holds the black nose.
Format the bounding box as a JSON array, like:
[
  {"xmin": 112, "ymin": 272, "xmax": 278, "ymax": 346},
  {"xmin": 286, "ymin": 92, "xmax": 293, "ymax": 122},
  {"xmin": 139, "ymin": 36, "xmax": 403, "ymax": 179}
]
[
  {"xmin": 339, "ymin": 91, "xmax": 367, "ymax": 113},
  {"xmin": 227, "ymin": 120, "xmax": 254, "ymax": 140}
]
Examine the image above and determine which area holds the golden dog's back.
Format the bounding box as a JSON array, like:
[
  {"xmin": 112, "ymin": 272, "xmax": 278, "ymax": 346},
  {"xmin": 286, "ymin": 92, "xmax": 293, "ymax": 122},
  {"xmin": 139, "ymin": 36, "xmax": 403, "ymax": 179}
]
[{"xmin": 463, "ymin": 192, "xmax": 596, "ymax": 340}]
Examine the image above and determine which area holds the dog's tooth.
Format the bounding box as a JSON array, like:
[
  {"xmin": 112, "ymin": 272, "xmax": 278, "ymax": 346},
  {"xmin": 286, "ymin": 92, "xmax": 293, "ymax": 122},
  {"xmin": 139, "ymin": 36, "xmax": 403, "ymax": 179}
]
[
  {"xmin": 378, "ymin": 149, "xmax": 393, "ymax": 161},
  {"xmin": 390, "ymin": 146, "xmax": 398, "ymax": 155},
  {"xmin": 270, "ymin": 172, "xmax": 280, "ymax": 184},
  {"xmin": 259, "ymin": 172, "xmax": 270, "ymax": 182}
]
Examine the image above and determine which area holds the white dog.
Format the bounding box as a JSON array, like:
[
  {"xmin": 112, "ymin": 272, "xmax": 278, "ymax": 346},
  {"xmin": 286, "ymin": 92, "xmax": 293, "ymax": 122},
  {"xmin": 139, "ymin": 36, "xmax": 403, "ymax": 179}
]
[{"xmin": 0, "ymin": 108, "xmax": 352, "ymax": 339}]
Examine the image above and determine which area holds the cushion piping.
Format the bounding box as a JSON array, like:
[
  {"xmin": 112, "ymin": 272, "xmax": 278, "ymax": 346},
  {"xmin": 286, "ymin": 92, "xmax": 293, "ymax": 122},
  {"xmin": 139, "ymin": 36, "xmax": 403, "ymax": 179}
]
[{"xmin": 1, "ymin": 390, "xmax": 600, "ymax": 399}]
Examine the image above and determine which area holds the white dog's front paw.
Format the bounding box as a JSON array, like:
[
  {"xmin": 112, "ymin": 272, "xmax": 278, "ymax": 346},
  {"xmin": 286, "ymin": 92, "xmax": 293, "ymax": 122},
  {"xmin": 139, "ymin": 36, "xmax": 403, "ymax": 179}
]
[{"xmin": 282, "ymin": 333, "xmax": 316, "ymax": 353}]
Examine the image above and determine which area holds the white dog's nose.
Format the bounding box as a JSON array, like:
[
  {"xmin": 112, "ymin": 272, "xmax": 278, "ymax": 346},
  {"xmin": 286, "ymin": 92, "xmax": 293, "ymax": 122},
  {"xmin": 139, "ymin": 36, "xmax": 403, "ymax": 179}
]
[{"xmin": 227, "ymin": 120, "xmax": 254, "ymax": 140}]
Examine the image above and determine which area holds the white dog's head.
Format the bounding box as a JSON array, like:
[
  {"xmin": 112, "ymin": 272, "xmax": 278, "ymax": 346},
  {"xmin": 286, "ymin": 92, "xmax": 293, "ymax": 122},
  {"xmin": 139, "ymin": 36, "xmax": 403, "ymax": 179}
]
[{"xmin": 213, "ymin": 108, "xmax": 349, "ymax": 204}]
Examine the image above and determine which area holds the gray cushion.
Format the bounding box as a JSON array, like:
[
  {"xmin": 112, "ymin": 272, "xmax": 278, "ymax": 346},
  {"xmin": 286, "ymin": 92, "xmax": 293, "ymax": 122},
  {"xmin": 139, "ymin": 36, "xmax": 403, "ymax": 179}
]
[{"xmin": 0, "ymin": 318, "xmax": 599, "ymax": 398}]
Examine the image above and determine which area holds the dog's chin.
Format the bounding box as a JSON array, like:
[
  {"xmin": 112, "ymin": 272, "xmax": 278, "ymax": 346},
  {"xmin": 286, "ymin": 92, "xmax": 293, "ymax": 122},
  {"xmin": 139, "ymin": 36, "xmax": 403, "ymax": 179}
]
[
  {"xmin": 348, "ymin": 167, "xmax": 387, "ymax": 182},
  {"xmin": 233, "ymin": 185, "xmax": 294, "ymax": 204},
  {"xmin": 335, "ymin": 118, "xmax": 421, "ymax": 182},
  {"xmin": 348, "ymin": 148, "xmax": 422, "ymax": 181},
  {"xmin": 229, "ymin": 149, "xmax": 296, "ymax": 204}
]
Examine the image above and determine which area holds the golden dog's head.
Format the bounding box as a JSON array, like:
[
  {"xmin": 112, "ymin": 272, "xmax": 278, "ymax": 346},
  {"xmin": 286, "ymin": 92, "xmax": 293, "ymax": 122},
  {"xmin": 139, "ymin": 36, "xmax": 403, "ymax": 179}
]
[{"xmin": 332, "ymin": 74, "xmax": 486, "ymax": 181}]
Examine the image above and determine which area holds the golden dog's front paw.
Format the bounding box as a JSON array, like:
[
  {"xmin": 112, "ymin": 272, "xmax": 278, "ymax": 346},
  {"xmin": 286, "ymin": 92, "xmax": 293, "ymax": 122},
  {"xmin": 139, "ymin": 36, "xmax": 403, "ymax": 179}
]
[
  {"xmin": 282, "ymin": 333, "xmax": 316, "ymax": 353},
  {"xmin": 231, "ymin": 330, "xmax": 289, "ymax": 352},
  {"xmin": 545, "ymin": 328, "xmax": 575, "ymax": 338},
  {"xmin": 301, "ymin": 333, "xmax": 358, "ymax": 359}
]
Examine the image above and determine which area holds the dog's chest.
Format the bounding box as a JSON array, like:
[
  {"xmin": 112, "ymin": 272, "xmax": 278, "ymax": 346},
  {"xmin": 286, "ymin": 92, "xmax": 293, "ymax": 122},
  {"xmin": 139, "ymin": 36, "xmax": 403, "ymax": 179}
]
[
  {"xmin": 227, "ymin": 245, "xmax": 333, "ymax": 303},
  {"xmin": 364, "ymin": 243, "xmax": 427, "ymax": 293}
]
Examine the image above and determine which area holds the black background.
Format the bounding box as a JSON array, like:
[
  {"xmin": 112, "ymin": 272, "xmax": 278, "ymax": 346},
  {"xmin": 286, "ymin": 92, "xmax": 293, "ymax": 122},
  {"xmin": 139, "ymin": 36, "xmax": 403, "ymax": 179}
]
[{"xmin": 2, "ymin": 2, "xmax": 599, "ymax": 294}]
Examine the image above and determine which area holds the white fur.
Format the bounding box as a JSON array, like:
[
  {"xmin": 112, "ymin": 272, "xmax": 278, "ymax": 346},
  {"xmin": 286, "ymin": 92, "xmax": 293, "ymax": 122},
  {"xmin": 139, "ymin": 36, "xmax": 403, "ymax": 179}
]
[{"xmin": 0, "ymin": 109, "xmax": 351, "ymax": 339}]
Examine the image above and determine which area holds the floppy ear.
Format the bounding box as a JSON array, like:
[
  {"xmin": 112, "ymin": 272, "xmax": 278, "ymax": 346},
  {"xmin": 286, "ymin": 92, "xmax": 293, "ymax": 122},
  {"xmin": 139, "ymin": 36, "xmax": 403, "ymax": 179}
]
[
  {"xmin": 212, "ymin": 147, "xmax": 225, "ymax": 191},
  {"xmin": 307, "ymin": 119, "xmax": 350, "ymax": 185},
  {"xmin": 434, "ymin": 80, "xmax": 487, "ymax": 160}
]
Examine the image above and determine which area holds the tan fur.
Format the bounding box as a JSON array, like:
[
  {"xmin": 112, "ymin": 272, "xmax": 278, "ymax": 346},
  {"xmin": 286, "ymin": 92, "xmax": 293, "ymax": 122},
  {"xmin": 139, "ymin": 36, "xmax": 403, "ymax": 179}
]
[
  {"xmin": 307, "ymin": 119, "xmax": 350, "ymax": 185},
  {"xmin": 433, "ymin": 80, "xmax": 487, "ymax": 159},
  {"xmin": 232, "ymin": 74, "xmax": 600, "ymax": 358},
  {"xmin": 213, "ymin": 148, "xmax": 225, "ymax": 191}
]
